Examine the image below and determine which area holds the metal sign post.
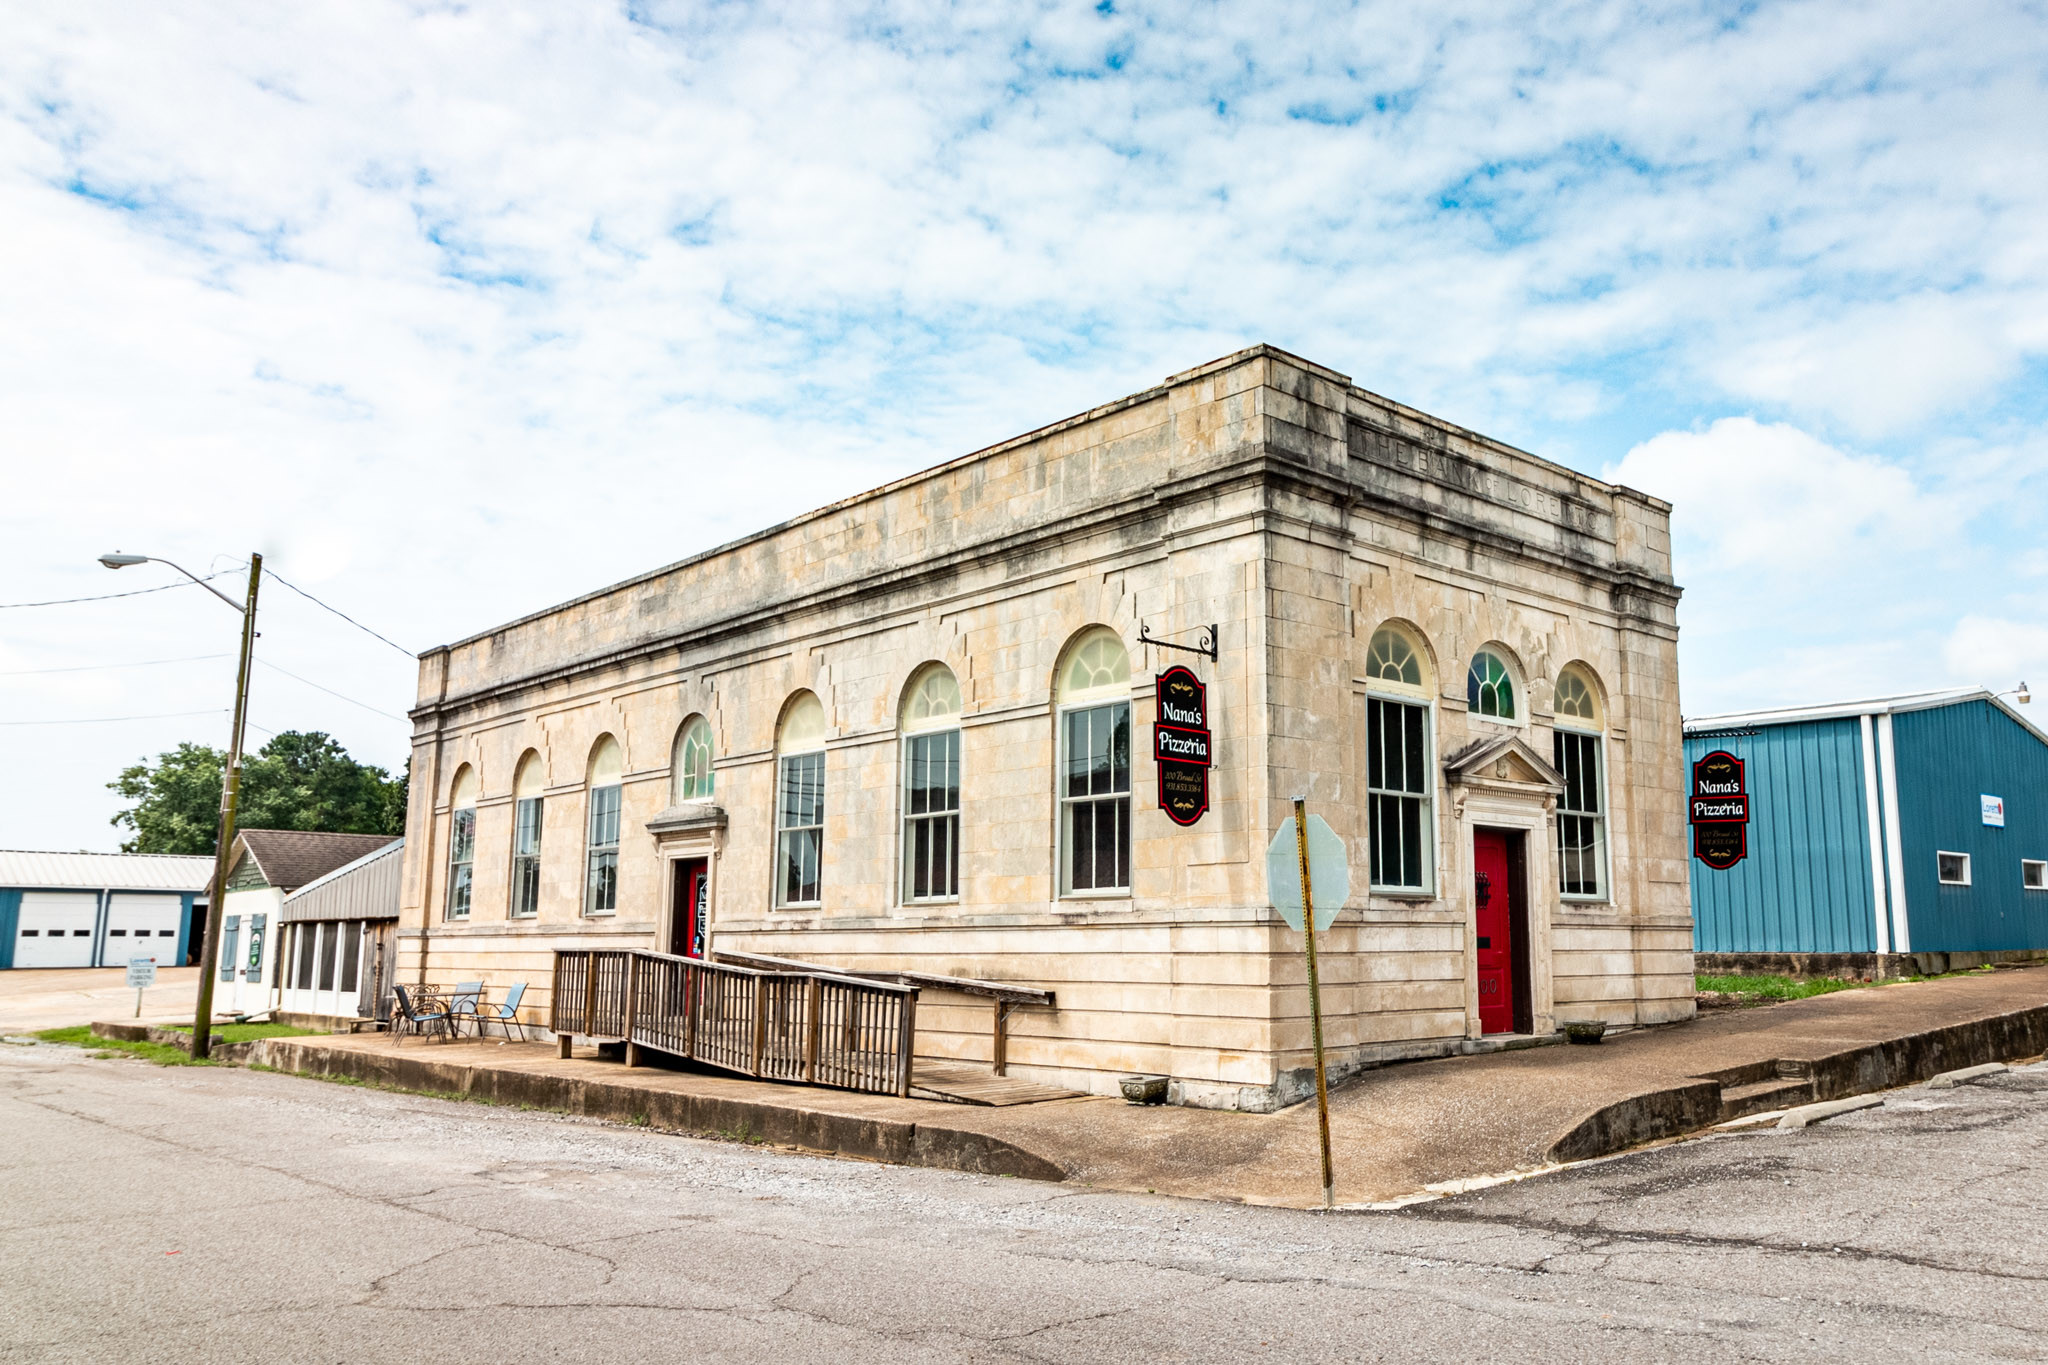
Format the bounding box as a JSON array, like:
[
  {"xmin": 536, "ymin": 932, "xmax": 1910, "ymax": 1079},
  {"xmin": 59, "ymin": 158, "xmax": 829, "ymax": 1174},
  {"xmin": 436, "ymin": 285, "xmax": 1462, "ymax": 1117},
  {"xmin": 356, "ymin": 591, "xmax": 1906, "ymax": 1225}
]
[{"xmin": 1266, "ymin": 802, "xmax": 1349, "ymax": 1210}]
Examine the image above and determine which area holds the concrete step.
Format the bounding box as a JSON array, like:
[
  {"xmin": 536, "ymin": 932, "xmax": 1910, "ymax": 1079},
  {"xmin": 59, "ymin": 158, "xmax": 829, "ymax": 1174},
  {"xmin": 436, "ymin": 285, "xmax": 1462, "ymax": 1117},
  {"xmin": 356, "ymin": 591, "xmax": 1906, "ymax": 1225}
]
[{"xmin": 1719, "ymin": 1077, "xmax": 1813, "ymax": 1121}]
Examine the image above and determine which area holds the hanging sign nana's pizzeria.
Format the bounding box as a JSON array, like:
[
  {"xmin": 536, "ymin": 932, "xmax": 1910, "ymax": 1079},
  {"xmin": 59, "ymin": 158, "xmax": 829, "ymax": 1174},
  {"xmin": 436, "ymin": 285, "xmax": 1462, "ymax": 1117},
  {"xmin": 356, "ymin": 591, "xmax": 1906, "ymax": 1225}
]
[
  {"xmin": 1155, "ymin": 665, "xmax": 1211, "ymax": 826},
  {"xmin": 1689, "ymin": 750, "xmax": 1749, "ymax": 870}
]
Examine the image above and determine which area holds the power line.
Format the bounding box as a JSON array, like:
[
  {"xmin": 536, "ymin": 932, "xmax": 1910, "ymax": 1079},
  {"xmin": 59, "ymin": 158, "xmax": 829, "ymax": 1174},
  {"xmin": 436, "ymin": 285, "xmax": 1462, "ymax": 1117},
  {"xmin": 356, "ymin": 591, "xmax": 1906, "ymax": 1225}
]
[
  {"xmin": 0, "ymin": 652, "xmax": 230, "ymax": 677},
  {"xmin": 266, "ymin": 571, "xmax": 416, "ymax": 658},
  {"xmin": 0, "ymin": 572, "xmax": 235, "ymax": 610},
  {"xmin": 255, "ymin": 659, "xmax": 408, "ymax": 721},
  {"xmin": 0, "ymin": 708, "xmax": 228, "ymax": 727}
]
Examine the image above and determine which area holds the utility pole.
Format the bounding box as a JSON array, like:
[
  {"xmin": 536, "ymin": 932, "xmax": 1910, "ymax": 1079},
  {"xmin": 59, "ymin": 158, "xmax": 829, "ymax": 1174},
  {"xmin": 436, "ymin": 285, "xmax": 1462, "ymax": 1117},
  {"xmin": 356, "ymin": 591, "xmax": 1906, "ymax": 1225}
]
[{"xmin": 190, "ymin": 554, "xmax": 262, "ymax": 1059}]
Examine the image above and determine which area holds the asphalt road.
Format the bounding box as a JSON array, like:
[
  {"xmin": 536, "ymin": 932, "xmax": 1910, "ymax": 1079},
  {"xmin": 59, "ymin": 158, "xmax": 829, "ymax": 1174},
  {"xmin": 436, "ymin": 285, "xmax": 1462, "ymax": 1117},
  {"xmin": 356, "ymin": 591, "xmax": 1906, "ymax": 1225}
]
[{"xmin": 4, "ymin": 1040, "xmax": 2045, "ymax": 1363}]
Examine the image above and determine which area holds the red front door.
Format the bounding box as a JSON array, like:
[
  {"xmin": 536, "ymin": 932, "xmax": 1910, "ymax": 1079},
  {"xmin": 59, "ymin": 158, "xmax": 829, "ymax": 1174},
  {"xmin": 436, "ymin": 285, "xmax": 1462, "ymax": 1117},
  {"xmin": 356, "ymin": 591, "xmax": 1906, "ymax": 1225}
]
[
  {"xmin": 1473, "ymin": 830, "xmax": 1516, "ymax": 1034},
  {"xmin": 672, "ymin": 859, "xmax": 708, "ymax": 959}
]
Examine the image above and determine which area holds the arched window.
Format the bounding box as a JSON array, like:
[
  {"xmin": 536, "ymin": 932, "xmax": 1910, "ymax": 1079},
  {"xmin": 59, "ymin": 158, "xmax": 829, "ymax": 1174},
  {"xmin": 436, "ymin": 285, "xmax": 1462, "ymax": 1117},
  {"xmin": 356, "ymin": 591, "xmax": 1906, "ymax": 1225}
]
[
  {"xmin": 1467, "ymin": 650, "xmax": 1517, "ymax": 720},
  {"xmin": 901, "ymin": 664, "xmax": 962, "ymax": 902},
  {"xmin": 446, "ymin": 766, "xmax": 476, "ymax": 921},
  {"xmin": 510, "ymin": 751, "xmax": 543, "ymax": 918},
  {"xmin": 776, "ymin": 693, "xmax": 826, "ymax": 907},
  {"xmin": 584, "ymin": 737, "xmax": 622, "ymax": 916},
  {"xmin": 1553, "ymin": 667, "xmax": 1607, "ymax": 900},
  {"xmin": 1364, "ymin": 625, "xmax": 1434, "ymax": 892},
  {"xmin": 672, "ymin": 716, "xmax": 714, "ymax": 803},
  {"xmin": 1058, "ymin": 629, "xmax": 1131, "ymax": 895},
  {"xmin": 1366, "ymin": 626, "xmax": 1425, "ymax": 689}
]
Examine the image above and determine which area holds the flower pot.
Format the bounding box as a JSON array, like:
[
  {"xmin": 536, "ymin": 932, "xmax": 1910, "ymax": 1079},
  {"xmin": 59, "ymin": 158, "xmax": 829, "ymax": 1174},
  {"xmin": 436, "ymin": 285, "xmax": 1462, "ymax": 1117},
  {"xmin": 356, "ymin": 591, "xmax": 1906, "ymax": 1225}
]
[{"xmin": 1563, "ymin": 1021, "xmax": 1607, "ymax": 1045}]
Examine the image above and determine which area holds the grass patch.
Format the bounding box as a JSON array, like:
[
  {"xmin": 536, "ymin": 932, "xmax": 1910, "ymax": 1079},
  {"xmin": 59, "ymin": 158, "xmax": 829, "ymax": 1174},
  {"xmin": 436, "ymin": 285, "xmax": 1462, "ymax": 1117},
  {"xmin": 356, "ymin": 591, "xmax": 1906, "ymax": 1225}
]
[
  {"xmin": 165, "ymin": 1022, "xmax": 324, "ymax": 1043},
  {"xmin": 1696, "ymin": 973, "xmax": 1868, "ymax": 1002},
  {"xmin": 34, "ymin": 1026, "xmax": 211, "ymax": 1066}
]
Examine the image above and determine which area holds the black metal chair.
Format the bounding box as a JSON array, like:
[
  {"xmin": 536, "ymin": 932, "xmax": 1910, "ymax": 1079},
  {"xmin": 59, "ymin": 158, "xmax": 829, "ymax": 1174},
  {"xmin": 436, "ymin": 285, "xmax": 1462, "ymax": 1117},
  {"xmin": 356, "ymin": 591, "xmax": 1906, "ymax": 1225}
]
[{"xmin": 391, "ymin": 984, "xmax": 453, "ymax": 1045}]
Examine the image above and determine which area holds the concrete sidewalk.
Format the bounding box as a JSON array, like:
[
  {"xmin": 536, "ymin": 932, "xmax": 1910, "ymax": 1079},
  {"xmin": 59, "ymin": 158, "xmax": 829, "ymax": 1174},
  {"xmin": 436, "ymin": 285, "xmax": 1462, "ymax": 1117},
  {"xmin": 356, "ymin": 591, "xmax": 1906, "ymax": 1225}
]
[{"xmin": 235, "ymin": 965, "xmax": 2048, "ymax": 1207}]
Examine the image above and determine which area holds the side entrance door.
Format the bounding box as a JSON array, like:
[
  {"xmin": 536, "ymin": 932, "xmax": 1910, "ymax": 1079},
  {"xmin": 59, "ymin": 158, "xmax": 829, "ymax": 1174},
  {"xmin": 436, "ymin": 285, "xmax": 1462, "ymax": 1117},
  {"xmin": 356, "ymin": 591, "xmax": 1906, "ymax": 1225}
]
[
  {"xmin": 1472, "ymin": 830, "xmax": 1517, "ymax": 1034},
  {"xmin": 670, "ymin": 859, "xmax": 708, "ymax": 959}
]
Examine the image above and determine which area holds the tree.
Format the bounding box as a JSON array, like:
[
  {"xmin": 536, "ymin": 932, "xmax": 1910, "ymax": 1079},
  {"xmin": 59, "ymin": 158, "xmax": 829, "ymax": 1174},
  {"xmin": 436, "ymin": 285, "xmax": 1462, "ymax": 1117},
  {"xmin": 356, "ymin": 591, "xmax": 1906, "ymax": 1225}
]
[{"xmin": 109, "ymin": 731, "xmax": 407, "ymax": 854}]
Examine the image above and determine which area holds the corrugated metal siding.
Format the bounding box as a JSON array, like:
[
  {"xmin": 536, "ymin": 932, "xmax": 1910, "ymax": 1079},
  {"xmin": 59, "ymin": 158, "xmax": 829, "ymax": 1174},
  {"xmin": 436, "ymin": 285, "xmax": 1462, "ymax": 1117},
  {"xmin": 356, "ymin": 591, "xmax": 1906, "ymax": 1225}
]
[
  {"xmin": 0, "ymin": 850, "xmax": 213, "ymax": 893},
  {"xmin": 280, "ymin": 839, "xmax": 402, "ymax": 923},
  {"xmin": 1893, "ymin": 701, "xmax": 2048, "ymax": 952},
  {"xmin": 1686, "ymin": 718, "xmax": 1878, "ymax": 953}
]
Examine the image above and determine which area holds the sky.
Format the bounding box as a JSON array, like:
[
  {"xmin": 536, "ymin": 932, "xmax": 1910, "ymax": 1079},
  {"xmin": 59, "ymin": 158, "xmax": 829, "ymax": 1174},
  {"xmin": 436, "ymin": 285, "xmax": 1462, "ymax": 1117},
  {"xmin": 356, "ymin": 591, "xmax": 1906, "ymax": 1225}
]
[{"xmin": 3, "ymin": 0, "xmax": 2046, "ymax": 851}]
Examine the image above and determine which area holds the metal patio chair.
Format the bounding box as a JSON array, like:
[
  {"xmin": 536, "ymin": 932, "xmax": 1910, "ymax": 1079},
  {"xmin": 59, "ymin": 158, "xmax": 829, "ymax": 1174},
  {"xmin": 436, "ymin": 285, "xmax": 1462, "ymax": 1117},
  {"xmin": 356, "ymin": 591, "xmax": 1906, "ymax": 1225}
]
[
  {"xmin": 391, "ymin": 984, "xmax": 453, "ymax": 1046},
  {"xmin": 470, "ymin": 981, "xmax": 528, "ymax": 1041},
  {"xmin": 447, "ymin": 981, "xmax": 485, "ymax": 1038}
]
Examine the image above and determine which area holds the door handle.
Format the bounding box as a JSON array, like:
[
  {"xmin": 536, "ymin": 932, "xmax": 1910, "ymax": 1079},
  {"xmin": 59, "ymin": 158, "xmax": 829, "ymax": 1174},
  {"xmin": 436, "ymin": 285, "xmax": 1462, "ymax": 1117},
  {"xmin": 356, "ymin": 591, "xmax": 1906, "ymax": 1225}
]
[{"xmin": 1475, "ymin": 871, "xmax": 1492, "ymax": 907}]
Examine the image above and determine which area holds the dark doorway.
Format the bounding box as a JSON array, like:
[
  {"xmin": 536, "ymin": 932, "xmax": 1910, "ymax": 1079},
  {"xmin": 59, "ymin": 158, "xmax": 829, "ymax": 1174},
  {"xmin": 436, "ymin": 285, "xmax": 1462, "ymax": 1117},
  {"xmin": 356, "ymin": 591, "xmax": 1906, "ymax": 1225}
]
[
  {"xmin": 1472, "ymin": 829, "xmax": 1534, "ymax": 1035},
  {"xmin": 670, "ymin": 858, "xmax": 708, "ymax": 959}
]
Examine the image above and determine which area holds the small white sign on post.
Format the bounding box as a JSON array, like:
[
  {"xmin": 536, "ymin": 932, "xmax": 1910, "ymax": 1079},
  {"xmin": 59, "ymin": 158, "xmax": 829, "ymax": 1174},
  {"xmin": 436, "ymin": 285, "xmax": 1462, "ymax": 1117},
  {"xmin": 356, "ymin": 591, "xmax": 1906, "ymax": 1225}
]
[
  {"xmin": 1983, "ymin": 795, "xmax": 2006, "ymax": 828},
  {"xmin": 127, "ymin": 956, "xmax": 157, "ymax": 1020}
]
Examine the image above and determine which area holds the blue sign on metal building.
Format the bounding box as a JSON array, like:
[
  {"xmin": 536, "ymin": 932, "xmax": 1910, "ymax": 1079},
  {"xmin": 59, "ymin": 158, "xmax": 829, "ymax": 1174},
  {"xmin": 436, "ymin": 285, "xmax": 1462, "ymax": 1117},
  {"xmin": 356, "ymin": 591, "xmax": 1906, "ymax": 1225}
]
[{"xmin": 1684, "ymin": 689, "xmax": 2047, "ymax": 960}]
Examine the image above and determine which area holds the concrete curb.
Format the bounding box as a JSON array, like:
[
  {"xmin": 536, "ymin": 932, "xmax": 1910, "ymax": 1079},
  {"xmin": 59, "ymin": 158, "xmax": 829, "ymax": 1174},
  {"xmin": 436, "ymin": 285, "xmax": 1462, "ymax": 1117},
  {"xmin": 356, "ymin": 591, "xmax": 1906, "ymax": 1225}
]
[
  {"xmin": 247, "ymin": 1038, "xmax": 1068, "ymax": 1183},
  {"xmin": 1778, "ymin": 1095, "xmax": 1883, "ymax": 1129},
  {"xmin": 1548, "ymin": 997, "xmax": 2048, "ymax": 1161},
  {"xmin": 89, "ymin": 1022, "xmax": 261, "ymax": 1063},
  {"xmin": 1926, "ymin": 1062, "xmax": 2008, "ymax": 1089}
]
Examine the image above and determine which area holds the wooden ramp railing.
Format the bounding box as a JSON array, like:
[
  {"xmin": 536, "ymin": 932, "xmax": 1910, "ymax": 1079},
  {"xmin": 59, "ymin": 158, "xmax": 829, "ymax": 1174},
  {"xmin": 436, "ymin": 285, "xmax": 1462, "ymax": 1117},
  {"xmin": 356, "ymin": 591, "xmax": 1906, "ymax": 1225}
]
[
  {"xmin": 712, "ymin": 949, "xmax": 1055, "ymax": 1077},
  {"xmin": 551, "ymin": 948, "xmax": 918, "ymax": 1097}
]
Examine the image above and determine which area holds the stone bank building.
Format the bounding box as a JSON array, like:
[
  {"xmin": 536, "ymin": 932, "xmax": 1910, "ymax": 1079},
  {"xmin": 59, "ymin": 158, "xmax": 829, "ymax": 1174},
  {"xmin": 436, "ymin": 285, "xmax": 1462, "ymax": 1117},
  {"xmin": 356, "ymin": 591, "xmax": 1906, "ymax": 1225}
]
[{"xmin": 401, "ymin": 346, "xmax": 1692, "ymax": 1110}]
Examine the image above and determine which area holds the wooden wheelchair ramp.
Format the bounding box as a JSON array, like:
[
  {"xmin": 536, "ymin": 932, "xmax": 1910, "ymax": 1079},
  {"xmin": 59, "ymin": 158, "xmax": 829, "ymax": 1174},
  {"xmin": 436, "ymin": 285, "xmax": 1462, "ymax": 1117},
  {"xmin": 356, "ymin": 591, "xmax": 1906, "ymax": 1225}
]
[{"xmin": 911, "ymin": 1060, "xmax": 1079, "ymax": 1106}]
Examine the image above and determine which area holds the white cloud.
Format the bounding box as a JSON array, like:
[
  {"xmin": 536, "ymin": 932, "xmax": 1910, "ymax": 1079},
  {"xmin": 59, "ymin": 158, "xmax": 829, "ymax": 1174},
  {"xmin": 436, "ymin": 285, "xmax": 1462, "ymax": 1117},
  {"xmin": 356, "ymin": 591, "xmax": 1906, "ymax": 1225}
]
[
  {"xmin": 1944, "ymin": 617, "xmax": 2048, "ymax": 694},
  {"xmin": 1608, "ymin": 418, "xmax": 1947, "ymax": 573}
]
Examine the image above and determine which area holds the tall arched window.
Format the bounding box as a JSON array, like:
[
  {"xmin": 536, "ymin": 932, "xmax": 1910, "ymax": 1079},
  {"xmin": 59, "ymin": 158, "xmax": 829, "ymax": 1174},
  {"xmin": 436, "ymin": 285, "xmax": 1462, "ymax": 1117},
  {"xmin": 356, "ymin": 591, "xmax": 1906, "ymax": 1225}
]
[
  {"xmin": 1365, "ymin": 625, "xmax": 1434, "ymax": 892},
  {"xmin": 510, "ymin": 751, "xmax": 543, "ymax": 918},
  {"xmin": 1058, "ymin": 629, "xmax": 1131, "ymax": 895},
  {"xmin": 776, "ymin": 693, "xmax": 826, "ymax": 907},
  {"xmin": 673, "ymin": 716, "xmax": 714, "ymax": 803},
  {"xmin": 1553, "ymin": 666, "xmax": 1608, "ymax": 900},
  {"xmin": 446, "ymin": 766, "xmax": 477, "ymax": 920},
  {"xmin": 901, "ymin": 664, "xmax": 962, "ymax": 902},
  {"xmin": 1467, "ymin": 649, "xmax": 1517, "ymax": 720},
  {"xmin": 584, "ymin": 737, "xmax": 622, "ymax": 916}
]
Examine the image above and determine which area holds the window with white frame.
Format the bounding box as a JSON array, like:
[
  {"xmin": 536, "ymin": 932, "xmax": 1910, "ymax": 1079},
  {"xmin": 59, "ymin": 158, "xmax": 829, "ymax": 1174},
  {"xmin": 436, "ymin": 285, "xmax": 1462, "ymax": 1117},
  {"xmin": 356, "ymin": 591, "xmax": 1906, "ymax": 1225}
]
[
  {"xmin": 673, "ymin": 715, "xmax": 714, "ymax": 802},
  {"xmin": 511, "ymin": 752, "xmax": 543, "ymax": 918},
  {"xmin": 1365, "ymin": 625, "xmax": 1434, "ymax": 894},
  {"xmin": 446, "ymin": 766, "xmax": 476, "ymax": 920},
  {"xmin": 2023, "ymin": 859, "xmax": 2045, "ymax": 891},
  {"xmin": 1937, "ymin": 851, "xmax": 1971, "ymax": 886},
  {"xmin": 777, "ymin": 693, "xmax": 826, "ymax": 907},
  {"xmin": 585, "ymin": 738, "xmax": 622, "ymax": 915},
  {"xmin": 1059, "ymin": 630, "xmax": 1132, "ymax": 895},
  {"xmin": 1367, "ymin": 696, "xmax": 1432, "ymax": 891},
  {"xmin": 1553, "ymin": 667, "xmax": 1607, "ymax": 899},
  {"xmin": 901, "ymin": 665, "xmax": 962, "ymax": 902}
]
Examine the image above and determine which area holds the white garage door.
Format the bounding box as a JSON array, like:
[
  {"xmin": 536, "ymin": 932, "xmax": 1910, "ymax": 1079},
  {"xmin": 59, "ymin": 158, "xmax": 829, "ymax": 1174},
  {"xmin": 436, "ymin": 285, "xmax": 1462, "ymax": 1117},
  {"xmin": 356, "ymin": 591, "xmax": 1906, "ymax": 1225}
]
[
  {"xmin": 14, "ymin": 892, "xmax": 99, "ymax": 969},
  {"xmin": 100, "ymin": 893, "xmax": 183, "ymax": 967}
]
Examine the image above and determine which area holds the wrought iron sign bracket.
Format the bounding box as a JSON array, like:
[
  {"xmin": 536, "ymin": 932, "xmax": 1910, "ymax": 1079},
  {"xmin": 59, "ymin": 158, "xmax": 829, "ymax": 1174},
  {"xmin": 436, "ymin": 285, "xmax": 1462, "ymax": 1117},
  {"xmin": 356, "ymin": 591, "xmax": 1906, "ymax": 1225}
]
[{"xmin": 1138, "ymin": 622, "xmax": 1218, "ymax": 662}]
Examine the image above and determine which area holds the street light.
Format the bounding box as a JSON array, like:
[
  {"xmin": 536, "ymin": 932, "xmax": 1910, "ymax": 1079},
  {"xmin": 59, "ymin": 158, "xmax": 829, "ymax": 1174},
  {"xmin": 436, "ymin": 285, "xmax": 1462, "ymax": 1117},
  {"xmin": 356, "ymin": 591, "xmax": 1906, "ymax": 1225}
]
[
  {"xmin": 1995, "ymin": 681, "xmax": 2032, "ymax": 705},
  {"xmin": 99, "ymin": 551, "xmax": 263, "ymax": 1059}
]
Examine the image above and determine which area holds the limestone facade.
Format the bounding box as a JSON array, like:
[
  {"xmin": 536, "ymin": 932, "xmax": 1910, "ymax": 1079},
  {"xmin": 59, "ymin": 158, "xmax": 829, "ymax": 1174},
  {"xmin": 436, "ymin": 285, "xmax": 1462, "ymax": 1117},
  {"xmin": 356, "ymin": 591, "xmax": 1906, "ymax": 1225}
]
[{"xmin": 399, "ymin": 346, "xmax": 1692, "ymax": 1110}]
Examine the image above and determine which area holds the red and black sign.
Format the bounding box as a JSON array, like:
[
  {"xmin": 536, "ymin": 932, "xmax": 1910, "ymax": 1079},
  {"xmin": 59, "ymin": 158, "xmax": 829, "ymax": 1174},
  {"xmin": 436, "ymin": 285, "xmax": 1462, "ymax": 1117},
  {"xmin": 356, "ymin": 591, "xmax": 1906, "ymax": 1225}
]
[
  {"xmin": 1690, "ymin": 750, "xmax": 1749, "ymax": 870},
  {"xmin": 1155, "ymin": 666, "xmax": 1210, "ymax": 826}
]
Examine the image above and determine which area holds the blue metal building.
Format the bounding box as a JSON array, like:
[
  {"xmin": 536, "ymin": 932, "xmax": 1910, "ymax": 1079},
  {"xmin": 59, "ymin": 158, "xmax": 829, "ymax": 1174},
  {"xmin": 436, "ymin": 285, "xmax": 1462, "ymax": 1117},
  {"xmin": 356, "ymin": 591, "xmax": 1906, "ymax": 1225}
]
[
  {"xmin": 1685, "ymin": 689, "xmax": 2047, "ymax": 969},
  {"xmin": 0, "ymin": 850, "xmax": 212, "ymax": 969}
]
